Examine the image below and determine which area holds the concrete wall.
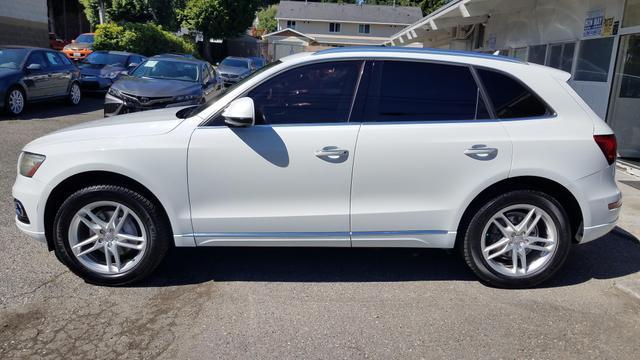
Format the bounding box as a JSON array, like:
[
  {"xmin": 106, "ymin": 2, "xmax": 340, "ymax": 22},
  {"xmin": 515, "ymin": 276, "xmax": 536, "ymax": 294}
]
[
  {"xmin": 0, "ymin": 0, "xmax": 49, "ymax": 47},
  {"xmin": 277, "ymin": 20, "xmax": 404, "ymax": 37}
]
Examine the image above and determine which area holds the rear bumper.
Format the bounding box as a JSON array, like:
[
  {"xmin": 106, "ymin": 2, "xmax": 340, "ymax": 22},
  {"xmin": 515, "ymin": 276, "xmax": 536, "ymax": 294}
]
[{"xmin": 574, "ymin": 164, "xmax": 621, "ymax": 243}]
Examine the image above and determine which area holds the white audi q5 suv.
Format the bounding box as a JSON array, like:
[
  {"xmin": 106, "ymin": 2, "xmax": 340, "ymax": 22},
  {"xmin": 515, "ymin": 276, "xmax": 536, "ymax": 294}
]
[{"xmin": 13, "ymin": 47, "xmax": 621, "ymax": 288}]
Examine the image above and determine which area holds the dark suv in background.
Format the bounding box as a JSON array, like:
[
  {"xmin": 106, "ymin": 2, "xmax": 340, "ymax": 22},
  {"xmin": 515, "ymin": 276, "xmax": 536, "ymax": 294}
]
[{"xmin": 1, "ymin": 46, "xmax": 81, "ymax": 115}]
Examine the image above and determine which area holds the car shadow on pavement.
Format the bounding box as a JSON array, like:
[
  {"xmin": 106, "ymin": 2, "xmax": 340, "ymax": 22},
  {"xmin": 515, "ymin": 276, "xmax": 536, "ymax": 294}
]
[
  {"xmin": 137, "ymin": 226, "xmax": 640, "ymax": 288},
  {"xmin": 0, "ymin": 95, "xmax": 104, "ymax": 121}
]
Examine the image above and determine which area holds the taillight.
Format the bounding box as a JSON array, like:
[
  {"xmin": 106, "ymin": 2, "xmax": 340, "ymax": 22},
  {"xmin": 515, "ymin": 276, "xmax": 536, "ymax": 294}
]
[{"xmin": 594, "ymin": 134, "xmax": 617, "ymax": 165}]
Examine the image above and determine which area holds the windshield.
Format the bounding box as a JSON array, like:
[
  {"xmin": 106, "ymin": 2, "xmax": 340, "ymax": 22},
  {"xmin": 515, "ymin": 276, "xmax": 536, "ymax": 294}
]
[
  {"xmin": 81, "ymin": 52, "xmax": 128, "ymax": 66},
  {"xmin": 131, "ymin": 60, "xmax": 200, "ymax": 82},
  {"xmin": 75, "ymin": 34, "xmax": 94, "ymax": 43},
  {"xmin": 0, "ymin": 48, "xmax": 28, "ymax": 69},
  {"xmin": 178, "ymin": 60, "xmax": 281, "ymax": 119},
  {"xmin": 221, "ymin": 58, "xmax": 249, "ymax": 69}
]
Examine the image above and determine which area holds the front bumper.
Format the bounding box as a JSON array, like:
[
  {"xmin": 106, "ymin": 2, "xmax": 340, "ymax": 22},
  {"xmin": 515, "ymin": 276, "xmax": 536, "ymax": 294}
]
[
  {"xmin": 80, "ymin": 76, "xmax": 113, "ymax": 91},
  {"xmin": 12, "ymin": 174, "xmax": 47, "ymax": 243},
  {"xmin": 63, "ymin": 49, "xmax": 92, "ymax": 61},
  {"xmin": 104, "ymin": 92, "xmax": 199, "ymax": 117}
]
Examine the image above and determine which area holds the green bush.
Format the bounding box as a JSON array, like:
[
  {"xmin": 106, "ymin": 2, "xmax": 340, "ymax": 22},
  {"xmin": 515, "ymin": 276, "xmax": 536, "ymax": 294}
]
[{"xmin": 94, "ymin": 22, "xmax": 197, "ymax": 57}]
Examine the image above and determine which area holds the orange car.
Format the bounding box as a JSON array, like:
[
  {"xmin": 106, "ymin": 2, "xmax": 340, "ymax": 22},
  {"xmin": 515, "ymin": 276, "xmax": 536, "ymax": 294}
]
[{"xmin": 62, "ymin": 33, "xmax": 95, "ymax": 61}]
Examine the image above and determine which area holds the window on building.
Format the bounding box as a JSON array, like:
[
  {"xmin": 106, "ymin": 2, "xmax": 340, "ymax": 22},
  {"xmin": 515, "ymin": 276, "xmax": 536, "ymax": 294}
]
[
  {"xmin": 624, "ymin": 0, "xmax": 640, "ymax": 27},
  {"xmin": 528, "ymin": 45, "xmax": 547, "ymax": 65},
  {"xmin": 364, "ymin": 61, "xmax": 490, "ymax": 122},
  {"xmin": 477, "ymin": 68, "xmax": 549, "ymax": 119},
  {"xmin": 358, "ymin": 24, "xmax": 371, "ymax": 34},
  {"xmin": 575, "ymin": 37, "xmax": 614, "ymax": 82},
  {"xmin": 513, "ymin": 47, "xmax": 527, "ymax": 61},
  {"xmin": 329, "ymin": 23, "xmax": 341, "ymax": 33},
  {"xmin": 247, "ymin": 61, "xmax": 362, "ymax": 124},
  {"xmin": 286, "ymin": 20, "xmax": 296, "ymax": 29},
  {"xmin": 546, "ymin": 42, "xmax": 576, "ymax": 73}
]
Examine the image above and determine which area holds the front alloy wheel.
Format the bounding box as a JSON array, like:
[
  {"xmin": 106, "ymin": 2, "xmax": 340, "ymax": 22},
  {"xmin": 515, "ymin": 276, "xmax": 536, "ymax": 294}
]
[
  {"xmin": 463, "ymin": 190, "xmax": 571, "ymax": 288},
  {"xmin": 68, "ymin": 82, "xmax": 81, "ymax": 105},
  {"xmin": 53, "ymin": 185, "xmax": 169, "ymax": 285}
]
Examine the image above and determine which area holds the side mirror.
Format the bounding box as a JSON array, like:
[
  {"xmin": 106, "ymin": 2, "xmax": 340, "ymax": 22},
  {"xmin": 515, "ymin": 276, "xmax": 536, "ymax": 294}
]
[
  {"xmin": 26, "ymin": 63, "xmax": 41, "ymax": 71},
  {"xmin": 222, "ymin": 97, "xmax": 255, "ymax": 127},
  {"xmin": 128, "ymin": 62, "xmax": 139, "ymax": 69},
  {"xmin": 71, "ymin": 39, "xmax": 76, "ymax": 43},
  {"xmin": 215, "ymin": 62, "xmax": 219, "ymax": 66}
]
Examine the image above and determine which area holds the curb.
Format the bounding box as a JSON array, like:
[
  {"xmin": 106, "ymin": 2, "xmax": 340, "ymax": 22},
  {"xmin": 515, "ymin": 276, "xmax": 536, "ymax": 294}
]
[{"xmin": 617, "ymin": 160, "xmax": 640, "ymax": 178}]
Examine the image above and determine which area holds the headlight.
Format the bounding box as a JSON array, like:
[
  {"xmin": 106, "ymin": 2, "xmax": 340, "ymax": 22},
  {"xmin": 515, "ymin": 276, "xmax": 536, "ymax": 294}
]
[
  {"xmin": 174, "ymin": 94, "xmax": 200, "ymax": 102},
  {"xmin": 106, "ymin": 71, "xmax": 121, "ymax": 79},
  {"xmin": 19, "ymin": 152, "xmax": 46, "ymax": 178},
  {"xmin": 107, "ymin": 87, "xmax": 121, "ymax": 98}
]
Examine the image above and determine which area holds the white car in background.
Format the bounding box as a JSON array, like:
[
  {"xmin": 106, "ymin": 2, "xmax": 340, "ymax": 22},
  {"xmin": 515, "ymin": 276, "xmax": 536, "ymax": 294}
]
[{"xmin": 13, "ymin": 47, "xmax": 621, "ymax": 288}]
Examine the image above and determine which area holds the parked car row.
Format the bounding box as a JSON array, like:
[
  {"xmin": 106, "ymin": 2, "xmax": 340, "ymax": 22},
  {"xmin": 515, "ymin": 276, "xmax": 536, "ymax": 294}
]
[{"xmin": 2, "ymin": 43, "xmax": 267, "ymax": 116}]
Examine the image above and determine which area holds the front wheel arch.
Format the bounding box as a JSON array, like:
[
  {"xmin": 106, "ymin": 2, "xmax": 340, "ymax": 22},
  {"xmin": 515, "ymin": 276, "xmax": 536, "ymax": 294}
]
[
  {"xmin": 454, "ymin": 176, "xmax": 583, "ymax": 252},
  {"xmin": 44, "ymin": 171, "xmax": 173, "ymax": 251}
]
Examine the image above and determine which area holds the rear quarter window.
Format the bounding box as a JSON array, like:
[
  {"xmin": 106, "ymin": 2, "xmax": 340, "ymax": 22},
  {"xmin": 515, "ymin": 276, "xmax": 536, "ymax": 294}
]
[{"xmin": 476, "ymin": 68, "xmax": 551, "ymax": 119}]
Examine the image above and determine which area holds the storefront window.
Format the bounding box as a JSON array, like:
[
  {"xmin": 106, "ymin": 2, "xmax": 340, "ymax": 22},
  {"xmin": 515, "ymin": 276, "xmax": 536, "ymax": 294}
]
[
  {"xmin": 623, "ymin": 0, "xmax": 640, "ymax": 28},
  {"xmin": 528, "ymin": 45, "xmax": 547, "ymax": 65},
  {"xmin": 574, "ymin": 37, "xmax": 614, "ymax": 82},
  {"xmin": 547, "ymin": 42, "xmax": 576, "ymax": 73},
  {"xmin": 513, "ymin": 47, "xmax": 527, "ymax": 61}
]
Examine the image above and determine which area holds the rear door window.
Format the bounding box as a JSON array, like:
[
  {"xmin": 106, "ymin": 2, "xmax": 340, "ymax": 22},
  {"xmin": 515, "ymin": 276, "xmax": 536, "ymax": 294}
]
[
  {"xmin": 363, "ymin": 60, "xmax": 490, "ymax": 122},
  {"xmin": 476, "ymin": 68, "xmax": 550, "ymax": 119}
]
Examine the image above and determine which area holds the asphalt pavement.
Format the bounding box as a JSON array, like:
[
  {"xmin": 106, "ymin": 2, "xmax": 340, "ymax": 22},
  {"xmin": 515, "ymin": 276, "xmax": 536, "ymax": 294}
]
[{"xmin": 0, "ymin": 97, "xmax": 639, "ymax": 359}]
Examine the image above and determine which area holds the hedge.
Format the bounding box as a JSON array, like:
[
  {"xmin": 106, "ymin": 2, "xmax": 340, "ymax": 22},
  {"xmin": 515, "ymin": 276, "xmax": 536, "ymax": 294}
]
[{"xmin": 94, "ymin": 22, "xmax": 197, "ymax": 57}]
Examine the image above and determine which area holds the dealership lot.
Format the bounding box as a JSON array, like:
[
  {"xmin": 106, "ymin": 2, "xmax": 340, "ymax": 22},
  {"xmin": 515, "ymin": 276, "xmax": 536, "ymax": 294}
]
[{"xmin": 1, "ymin": 105, "xmax": 640, "ymax": 359}]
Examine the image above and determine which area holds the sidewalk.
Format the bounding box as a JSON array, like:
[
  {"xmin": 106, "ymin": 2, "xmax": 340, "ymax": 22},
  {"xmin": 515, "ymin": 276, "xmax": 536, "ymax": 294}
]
[{"xmin": 613, "ymin": 169, "xmax": 640, "ymax": 301}]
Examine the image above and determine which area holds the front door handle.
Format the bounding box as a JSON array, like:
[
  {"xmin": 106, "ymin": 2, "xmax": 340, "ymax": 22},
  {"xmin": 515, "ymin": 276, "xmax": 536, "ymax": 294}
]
[
  {"xmin": 315, "ymin": 146, "xmax": 348, "ymax": 157},
  {"xmin": 464, "ymin": 145, "xmax": 498, "ymax": 161}
]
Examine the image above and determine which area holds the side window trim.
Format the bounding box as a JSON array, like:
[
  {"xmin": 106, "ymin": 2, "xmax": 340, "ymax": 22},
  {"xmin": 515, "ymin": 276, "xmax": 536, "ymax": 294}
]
[
  {"xmin": 472, "ymin": 65, "xmax": 557, "ymax": 120},
  {"xmin": 469, "ymin": 65, "xmax": 497, "ymax": 119},
  {"xmin": 202, "ymin": 60, "xmax": 366, "ymax": 127}
]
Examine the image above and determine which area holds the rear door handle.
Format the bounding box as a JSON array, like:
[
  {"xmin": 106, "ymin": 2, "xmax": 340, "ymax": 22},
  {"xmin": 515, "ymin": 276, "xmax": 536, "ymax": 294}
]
[
  {"xmin": 315, "ymin": 146, "xmax": 348, "ymax": 157},
  {"xmin": 464, "ymin": 145, "xmax": 498, "ymax": 160}
]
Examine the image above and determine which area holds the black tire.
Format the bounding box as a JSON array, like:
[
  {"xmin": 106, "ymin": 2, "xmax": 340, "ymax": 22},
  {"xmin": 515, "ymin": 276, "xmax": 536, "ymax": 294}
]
[
  {"xmin": 462, "ymin": 190, "xmax": 571, "ymax": 288},
  {"xmin": 53, "ymin": 185, "xmax": 170, "ymax": 286},
  {"xmin": 66, "ymin": 82, "xmax": 81, "ymax": 106},
  {"xmin": 4, "ymin": 86, "xmax": 25, "ymax": 115}
]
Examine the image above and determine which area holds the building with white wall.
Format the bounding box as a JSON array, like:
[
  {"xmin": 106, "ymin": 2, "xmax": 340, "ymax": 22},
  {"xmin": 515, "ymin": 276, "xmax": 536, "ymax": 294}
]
[
  {"xmin": 0, "ymin": 0, "xmax": 49, "ymax": 47},
  {"xmin": 388, "ymin": 0, "xmax": 640, "ymax": 159},
  {"xmin": 263, "ymin": 1, "xmax": 422, "ymax": 60}
]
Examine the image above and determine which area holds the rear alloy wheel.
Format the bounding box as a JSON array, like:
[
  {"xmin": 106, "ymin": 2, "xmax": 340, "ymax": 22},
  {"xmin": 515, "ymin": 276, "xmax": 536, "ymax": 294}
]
[
  {"xmin": 463, "ymin": 190, "xmax": 571, "ymax": 288},
  {"xmin": 53, "ymin": 185, "xmax": 169, "ymax": 285},
  {"xmin": 67, "ymin": 82, "xmax": 81, "ymax": 105},
  {"xmin": 5, "ymin": 88, "xmax": 25, "ymax": 115}
]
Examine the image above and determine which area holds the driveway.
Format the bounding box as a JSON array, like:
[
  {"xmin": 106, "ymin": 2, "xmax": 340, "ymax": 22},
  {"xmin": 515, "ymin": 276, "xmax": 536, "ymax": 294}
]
[{"xmin": 1, "ymin": 102, "xmax": 639, "ymax": 359}]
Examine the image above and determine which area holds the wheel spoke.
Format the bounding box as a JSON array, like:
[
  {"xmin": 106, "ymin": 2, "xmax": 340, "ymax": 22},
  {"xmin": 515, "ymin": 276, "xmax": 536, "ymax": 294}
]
[
  {"xmin": 516, "ymin": 208, "xmax": 536, "ymax": 233},
  {"xmin": 114, "ymin": 208, "xmax": 129, "ymax": 233},
  {"xmin": 111, "ymin": 247, "xmax": 121, "ymax": 271},
  {"xmin": 524, "ymin": 244, "xmax": 552, "ymax": 252},
  {"xmin": 114, "ymin": 240, "xmax": 144, "ymax": 250},
  {"xmin": 525, "ymin": 213, "xmax": 542, "ymax": 235},
  {"xmin": 527, "ymin": 236, "xmax": 555, "ymax": 245},
  {"xmin": 76, "ymin": 240, "xmax": 102, "ymax": 257},
  {"xmin": 107, "ymin": 205, "xmax": 122, "ymax": 229},
  {"xmin": 487, "ymin": 244, "xmax": 512, "ymax": 260},
  {"xmin": 511, "ymin": 247, "xmax": 518, "ymax": 273},
  {"xmin": 518, "ymin": 249, "xmax": 527, "ymax": 274},
  {"xmin": 484, "ymin": 237, "xmax": 510, "ymax": 253},
  {"xmin": 71, "ymin": 234, "xmax": 99, "ymax": 250},
  {"xmin": 79, "ymin": 216, "xmax": 102, "ymax": 232},
  {"xmin": 117, "ymin": 233, "xmax": 145, "ymax": 243},
  {"xmin": 499, "ymin": 214, "xmax": 517, "ymax": 232},
  {"xmin": 104, "ymin": 243, "xmax": 112, "ymax": 272},
  {"xmin": 492, "ymin": 219, "xmax": 512, "ymax": 238},
  {"xmin": 80, "ymin": 208, "xmax": 107, "ymax": 228}
]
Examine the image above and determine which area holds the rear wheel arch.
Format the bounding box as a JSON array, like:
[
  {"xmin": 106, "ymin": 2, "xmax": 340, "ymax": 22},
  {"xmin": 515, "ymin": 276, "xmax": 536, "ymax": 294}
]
[
  {"xmin": 455, "ymin": 176, "xmax": 583, "ymax": 250},
  {"xmin": 43, "ymin": 171, "xmax": 173, "ymax": 251}
]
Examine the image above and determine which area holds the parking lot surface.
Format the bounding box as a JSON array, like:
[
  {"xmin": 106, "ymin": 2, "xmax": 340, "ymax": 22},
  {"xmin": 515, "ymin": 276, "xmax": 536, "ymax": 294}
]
[{"xmin": 1, "ymin": 102, "xmax": 639, "ymax": 359}]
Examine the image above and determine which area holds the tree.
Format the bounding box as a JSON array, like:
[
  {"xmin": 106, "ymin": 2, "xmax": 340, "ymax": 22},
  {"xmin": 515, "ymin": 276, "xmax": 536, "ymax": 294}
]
[
  {"xmin": 180, "ymin": 0, "xmax": 261, "ymax": 39},
  {"xmin": 420, "ymin": 0, "xmax": 449, "ymax": 15},
  {"xmin": 256, "ymin": 5, "xmax": 278, "ymax": 33},
  {"xmin": 79, "ymin": 0, "xmax": 186, "ymax": 31}
]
